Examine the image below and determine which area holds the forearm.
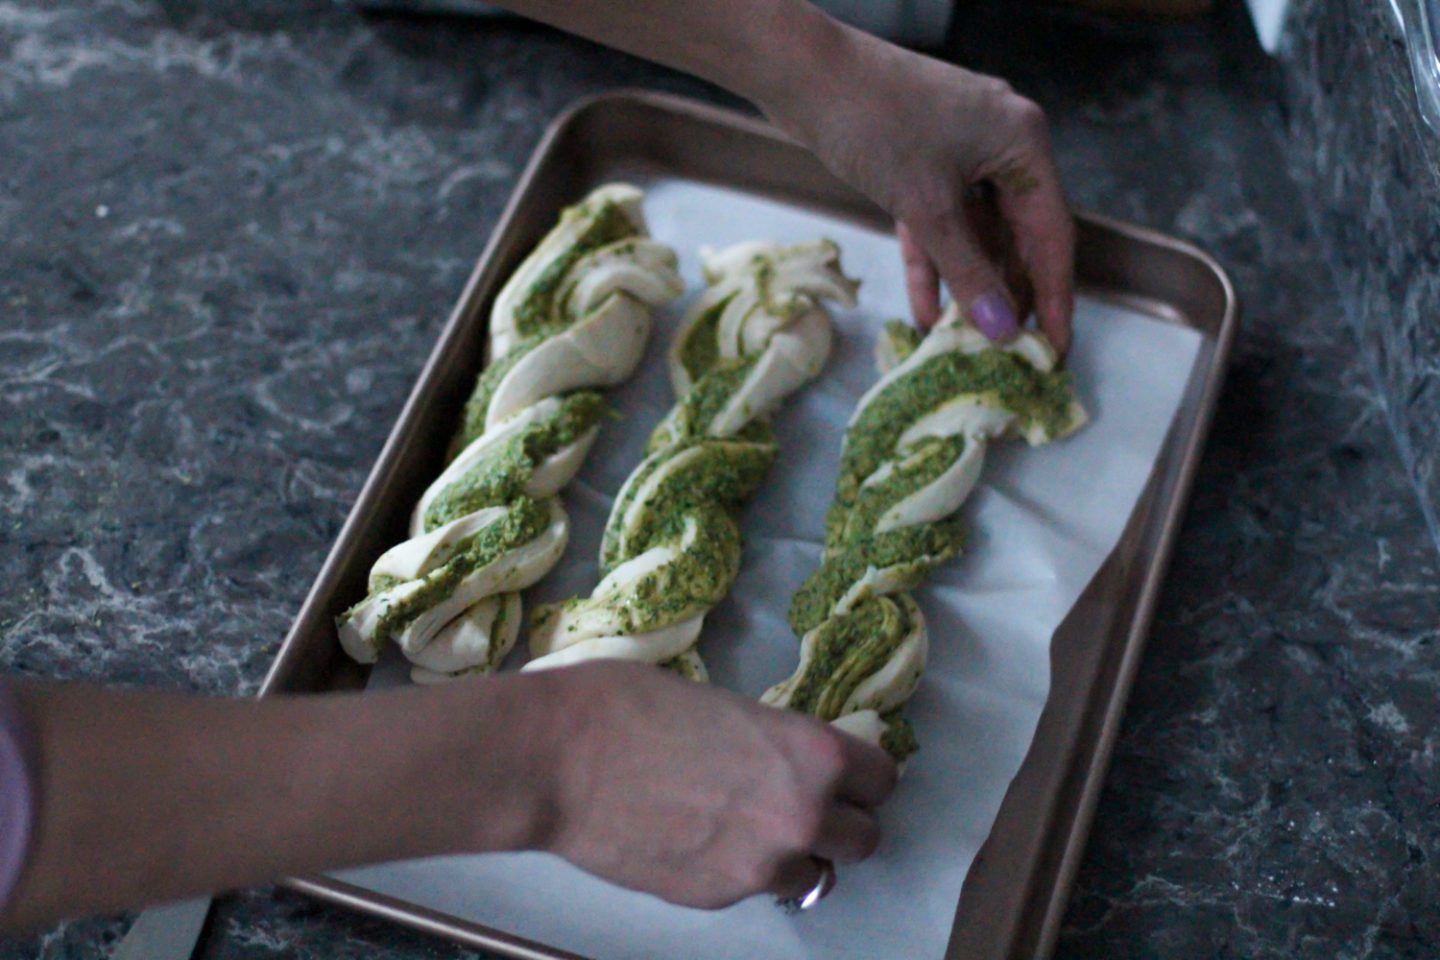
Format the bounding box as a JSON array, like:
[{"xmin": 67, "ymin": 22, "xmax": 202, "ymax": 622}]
[
  {"xmin": 495, "ymin": 0, "xmax": 1075, "ymax": 348},
  {"xmin": 490, "ymin": 0, "xmax": 854, "ymax": 115},
  {"xmin": 0, "ymin": 675, "xmax": 559, "ymax": 933}
]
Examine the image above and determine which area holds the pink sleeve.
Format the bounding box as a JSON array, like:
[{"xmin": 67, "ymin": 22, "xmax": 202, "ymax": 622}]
[{"xmin": 0, "ymin": 680, "xmax": 37, "ymax": 913}]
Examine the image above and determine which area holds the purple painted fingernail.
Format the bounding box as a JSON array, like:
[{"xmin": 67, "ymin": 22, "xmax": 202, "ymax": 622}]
[{"xmin": 970, "ymin": 291, "xmax": 1019, "ymax": 342}]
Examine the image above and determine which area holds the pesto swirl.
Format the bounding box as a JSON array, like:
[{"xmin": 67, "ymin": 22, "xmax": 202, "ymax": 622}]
[
  {"xmin": 336, "ymin": 184, "xmax": 683, "ymax": 682},
  {"xmin": 762, "ymin": 304, "xmax": 1087, "ymax": 762},
  {"xmin": 525, "ymin": 239, "xmax": 857, "ymax": 679}
]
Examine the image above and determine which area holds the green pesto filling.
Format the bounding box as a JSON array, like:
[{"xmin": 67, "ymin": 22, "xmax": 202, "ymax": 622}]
[
  {"xmin": 369, "ymin": 573, "xmax": 405, "ymax": 594},
  {"xmin": 346, "ymin": 496, "xmax": 549, "ymax": 641},
  {"xmin": 618, "ymin": 440, "xmax": 775, "ymax": 558},
  {"xmin": 658, "ymin": 357, "xmax": 758, "ymax": 443},
  {"xmin": 752, "ymin": 257, "xmax": 776, "ymax": 302},
  {"xmin": 645, "ymin": 405, "xmax": 773, "ymax": 457},
  {"xmin": 424, "ymin": 391, "xmax": 609, "ymax": 532},
  {"xmin": 511, "ymin": 200, "xmax": 639, "ymax": 338},
  {"xmin": 789, "ymin": 516, "xmax": 965, "ymax": 637},
  {"xmin": 604, "ymin": 438, "xmax": 773, "ymax": 572},
  {"xmin": 840, "ymin": 350, "xmax": 1074, "ymax": 505},
  {"xmin": 880, "ymin": 319, "xmax": 922, "ymax": 365},
  {"xmin": 484, "ymin": 593, "xmax": 513, "ymax": 670},
  {"xmin": 786, "ymin": 596, "xmax": 910, "ymax": 720},
  {"xmin": 677, "ymin": 295, "xmax": 731, "ymax": 385},
  {"xmin": 599, "ymin": 449, "xmax": 671, "ymax": 572},
  {"xmin": 661, "ymin": 654, "xmax": 706, "ymax": 683},
  {"xmin": 453, "ymin": 334, "xmax": 546, "ymax": 455},
  {"xmin": 827, "ymin": 435, "xmax": 967, "ymax": 549},
  {"xmin": 593, "ymin": 435, "xmax": 774, "ymax": 629},
  {"xmin": 731, "ymin": 418, "xmax": 776, "ymax": 446},
  {"xmin": 603, "ymin": 507, "xmax": 743, "ymax": 634},
  {"xmin": 880, "ymin": 712, "xmax": 919, "ymax": 761}
]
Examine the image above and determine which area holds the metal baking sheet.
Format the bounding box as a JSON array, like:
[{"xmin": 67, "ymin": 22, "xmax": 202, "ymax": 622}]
[{"xmin": 260, "ymin": 91, "xmax": 1237, "ymax": 959}]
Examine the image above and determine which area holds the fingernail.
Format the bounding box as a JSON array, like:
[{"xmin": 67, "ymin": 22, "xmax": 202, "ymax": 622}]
[{"xmin": 970, "ymin": 291, "xmax": 1019, "ymax": 342}]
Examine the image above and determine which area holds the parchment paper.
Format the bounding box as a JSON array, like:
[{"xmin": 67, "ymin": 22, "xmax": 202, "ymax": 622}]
[{"xmin": 342, "ymin": 180, "xmax": 1205, "ymax": 960}]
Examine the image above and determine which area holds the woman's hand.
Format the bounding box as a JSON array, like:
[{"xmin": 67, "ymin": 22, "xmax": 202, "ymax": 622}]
[
  {"xmin": 495, "ymin": 1, "xmax": 1074, "ymax": 350},
  {"xmin": 1, "ymin": 668, "xmax": 893, "ymax": 932},
  {"xmin": 759, "ymin": 16, "xmax": 1075, "ymax": 352},
  {"xmin": 534, "ymin": 661, "xmax": 896, "ymax": 908}
]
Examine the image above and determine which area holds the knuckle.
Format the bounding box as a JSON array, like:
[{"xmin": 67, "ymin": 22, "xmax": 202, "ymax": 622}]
[
  {"xmin": 900, "ymin": 193, "xmax": 960, "ymax": 235},
  {"xmin": 952, "ymin": 249, "xmax": 998, "ymax": 282},
  {"xmin": 978, "ymin": 76, "xmax": 1016, "ymax": 102},
  {"xmin": 780, "ymin": 802, "xmax": 826, "ymax": 853},
  {"xmin": 911, "ymin": 210, "xmax": 966, "ymax": 253},
  {"xmin": 801, "ymin": 724, "xmax": 849, "ymax": 784},
  {"xmin": 944, "ymin": 254, "xmax": 1001, "ymax": 298},
  {"xmin": 1008, "ymin": 96, "xmax": 1050, "ymax": 143}
]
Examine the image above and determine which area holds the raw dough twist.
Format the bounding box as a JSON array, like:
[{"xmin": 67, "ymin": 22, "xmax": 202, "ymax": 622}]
[
  {"xmin": 337, "ymin": 184, "xmax": 684, "ymax": 682},
  {"xmin": 526, "ymin": 240, "xmax": 858, "ymax": 677},
  {"xmin": 762, "ymin": 304, "xmax": 1087, "ymax": 760}
]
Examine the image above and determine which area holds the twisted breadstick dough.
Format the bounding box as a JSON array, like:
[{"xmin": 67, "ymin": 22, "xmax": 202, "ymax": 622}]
[
  {"xmin": 525, "ymin": 240, "xmax": 858, "ymax": 676},
  {"xmin": 337, "ymin": 184, "xmax": 684, "ymax": 681},
  {"xmin": 762, "ymin": 303, "xmax": 1087, "ymax": 760}
]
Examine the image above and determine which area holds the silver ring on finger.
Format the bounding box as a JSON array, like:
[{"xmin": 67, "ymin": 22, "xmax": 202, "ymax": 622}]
[{"xmin": 776, "ymin": 857, "xmax": 836, "ymax": 914}]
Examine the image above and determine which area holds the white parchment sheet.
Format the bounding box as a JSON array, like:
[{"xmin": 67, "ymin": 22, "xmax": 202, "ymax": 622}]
[{"xmin": 342, "ymin": 180, "xmax": 1205, "ymax": 960}]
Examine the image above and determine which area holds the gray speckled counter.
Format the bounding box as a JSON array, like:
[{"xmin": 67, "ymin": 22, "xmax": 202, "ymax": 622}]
[{"xmin": 1, "ymin": 1, "xmax": 1436, "ymax": 958}]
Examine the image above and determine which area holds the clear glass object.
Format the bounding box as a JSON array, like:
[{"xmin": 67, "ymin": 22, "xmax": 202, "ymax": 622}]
[{"xmin": 1393, "ymin": 0, "xmax": 1440, "ymax": 131}]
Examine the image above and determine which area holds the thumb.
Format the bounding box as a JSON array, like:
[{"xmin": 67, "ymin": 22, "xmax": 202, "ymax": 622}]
[{"xmin": 906, "ymin": 209, "xmax": 1017, "ymax": 342}]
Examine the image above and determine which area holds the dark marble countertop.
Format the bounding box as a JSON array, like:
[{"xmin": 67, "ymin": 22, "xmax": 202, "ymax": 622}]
[{"xmin": 2, "ymin": 1, "xmax": 1436, "ymax": 958}]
